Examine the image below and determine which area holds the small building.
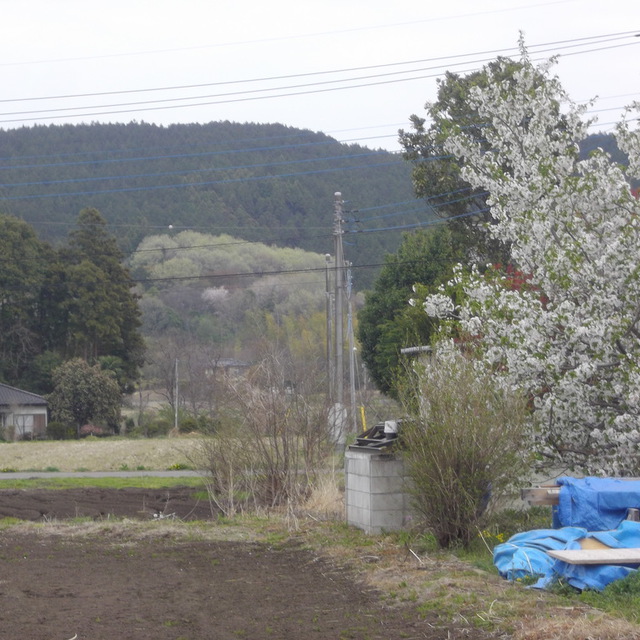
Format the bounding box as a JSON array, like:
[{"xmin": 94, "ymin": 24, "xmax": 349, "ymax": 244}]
[
  {"xmin": 205, "ymin": 358, "xmax": 251, "ymax": 379},
  {"xmin": 0, "ymin": 383, "xmax": 48, "ymax": 440}
]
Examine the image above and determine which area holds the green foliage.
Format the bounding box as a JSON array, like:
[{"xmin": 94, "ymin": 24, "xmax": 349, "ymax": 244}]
[
  {"xmin": 358, "ymin": 226, "xmax": 458, "ymax": 396},
  {"xmin": 399, "ymin": 60, "xmax": 528, "ymax": 266},
  {"xmin": 481, "ymin": 506, "xmax": 553, "ymax": 542},
  {"xmin": 178, "ymin": 414, "xmax": 218, "ymax": 434},
  {"xmin": 0, "ymin": 476, "xmax": 206, "ymax": 491},
  {"xmin": 167, "ymin": 462, "xmax": 191, "ymax": 471},
  {"xmin": 61, "ymin": 208, "xmax": 144, "ymax": 392},
  {"xmin": 132, "ymin": 231, "xmax": 331, "ymax": 353},
  {"xmin": 0, "ymin": 208, "xmax": 144, "ymax": 394},
  {"xmin": 399, "ymin": 351, "xmax": 530, "ymax": 548},
  {"xmin": 552, "ymin": 570, "xmax": 640, "ymax": 624},
  {"xmin": 0, "ymin": 214, "xmax": 53, "ymax": 384},
  {"xmin": 131, "ymin": 414, "xmax": 172, "ymax": 438},
  {"xmin": 46, "ymin": 421, "xmax": 76, "ymax": 440},
  {"xmin": 23, "ymin": 350, "xmax": 64, "ymax": 396},
  {"xmin": 48, "ymin": 358, "xmax": 123, "ymax": 435},
  {"xmin": 599, "ymin": 570, "xmax": 640, "ymax": 598}
]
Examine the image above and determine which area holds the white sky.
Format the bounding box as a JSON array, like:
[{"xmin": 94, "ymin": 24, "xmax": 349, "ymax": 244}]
[{"xmin": 1, "ymin": 0, "xmax": 638, "ymax": 151}]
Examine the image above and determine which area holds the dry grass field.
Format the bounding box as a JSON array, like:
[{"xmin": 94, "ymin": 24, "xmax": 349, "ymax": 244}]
[{"xmin": 0, "ymin": 436, "xmax": 202, "ymax": 472}]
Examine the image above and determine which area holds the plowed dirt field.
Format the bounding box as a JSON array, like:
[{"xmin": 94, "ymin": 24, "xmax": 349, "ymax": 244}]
[{"xmin": 0, "ymin": 488, "xmax": 501, "ymax": 639}]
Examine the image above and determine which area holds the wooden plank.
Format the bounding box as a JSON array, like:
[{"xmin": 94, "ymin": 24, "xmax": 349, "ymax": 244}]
[
  {"xmin": 521, "ymin": 486, "xmax": 560, "ymax": 505},
  {"xmin": 547, "ymin": 548, "xmax": 640, "ymax": 565},
  {"xmin": 522, "ymin": 478, "xmax": 640, "ymax": 506},
  {"xmin": 580, "ymin": 537, "xmax": 611, "ymax": 550}
]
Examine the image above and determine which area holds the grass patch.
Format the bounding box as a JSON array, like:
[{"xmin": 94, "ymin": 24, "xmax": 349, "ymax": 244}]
[
  {"xmin": 0, "ymin": 437, "xmax": 203, "ymax": 472},
  {"xmin": 0, "ymin": 517, "xmax": 23, "ymax": 528},
  {"xmin": 0, "ymin": 476, "xmax": 206, "ymax": 491},
  {"xmin": 561, "ymin": 571, "xmax": 640, "ymax": 625}
]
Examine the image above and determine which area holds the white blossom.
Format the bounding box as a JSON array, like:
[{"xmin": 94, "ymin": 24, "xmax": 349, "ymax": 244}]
[
  {"xmin": 422, "ymin": 293, "xmax": 456, "ymax": 318},
  {"xmin": 421, "ymin": 44, "xmax": 640, "ymax": 474},
  {"xmin": 201, "ymin": 286, "xmax": 229, "ymax": 307}
]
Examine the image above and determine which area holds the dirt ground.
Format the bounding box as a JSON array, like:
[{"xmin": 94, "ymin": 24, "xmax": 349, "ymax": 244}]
[
  {"xmin": 0, "ymin": 486, "xmax": 215, "ymax": 522},
  {"xmin": 0, "ymin": 488, "xmax": 504, "ymax": 640}
]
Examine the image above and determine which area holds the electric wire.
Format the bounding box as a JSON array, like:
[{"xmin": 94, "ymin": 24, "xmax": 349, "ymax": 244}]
[
  {"xmin": 1, "ymin": 33, "xmax": 637, "ymax": 125},
  {"xmin": 0, "ymin": 157, "xmax": 403, "ymax": 201},
  {"xmin": 4, "ymin": 30, "xmax": 636, "ymax": 106},
  {"xmin": 3, "ymin": 97, "xmax": 635, "ymax": 200},
  {"xmin": 0, "ymin": 135, "xmax": 347, "ymax": 170},
  {"xmin": 0, "ymin": 149, "xmax": 394, "ymax": 189}
]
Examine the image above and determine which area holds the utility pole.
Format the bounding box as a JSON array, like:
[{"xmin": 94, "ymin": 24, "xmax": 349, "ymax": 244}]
[
  {"xmin": 174, "ymin": 358, "xmax": 179, "ymax": 431},
  {"xmin": 346, "ymin": 263, "xmax": 358, "ymax": 433},
  {"xmin": 333, "ymin": 192, "xmax": 345, "ymax": 411},
  {"xmin": 325, "ymin": 253, "xmax": 333, "ymax": 402}
]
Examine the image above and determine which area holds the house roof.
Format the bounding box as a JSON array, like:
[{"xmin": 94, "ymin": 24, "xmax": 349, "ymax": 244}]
[
  {"xmin": 217, "ymin": 358, "xmax": 250, "ymax": 368},
  {"xmin": 0, "ymin": 383, "xmax": 48, "ymax": 407}
]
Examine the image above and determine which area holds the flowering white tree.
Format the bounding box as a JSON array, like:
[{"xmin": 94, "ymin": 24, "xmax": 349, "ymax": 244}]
[{"xmin": 417, "ymin": 43, "xmax": 640, "ymax": 474}]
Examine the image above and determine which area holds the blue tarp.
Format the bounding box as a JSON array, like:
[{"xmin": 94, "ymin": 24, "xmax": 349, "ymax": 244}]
[
  {"xmin": 493, "ymin": 526, "xmax": 587, "ymax": 582},
  {"xmin": 555, "ymin": 477, "xmax": 640, "ymax": 530},
  {"xmin": 495, "ymin": 477, "xmax": 640, "ymax": 590},
  {"xmin": 494, "ymin": 520, "xmax": 640, "ymax": 591}
]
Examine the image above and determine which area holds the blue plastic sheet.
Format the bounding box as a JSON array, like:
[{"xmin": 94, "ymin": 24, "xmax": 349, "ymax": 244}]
[
  {"xmin": 493, "ymin": 527, "xmax": 586, "ymax": 582},
  {"xmin": 494, "ymin": 520, "xmax": 640, "ymax": 591},
  {"xmin": 493, "ymin": 527, "xmax": 587, "ymax": 581},
  {"xmin": 556, "ymin": 477, "xmax": 640, "ymax": 530}
]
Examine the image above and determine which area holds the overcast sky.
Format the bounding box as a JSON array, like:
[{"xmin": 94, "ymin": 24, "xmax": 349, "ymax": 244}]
[{"xmin": 1, "ymin": 0, "xmax": 638, "ymax": 151}]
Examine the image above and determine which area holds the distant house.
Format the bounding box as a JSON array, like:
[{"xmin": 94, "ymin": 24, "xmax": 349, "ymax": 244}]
[
  {"xmin": 205, "ymin": 358, "xmax": 251, "ymax": 379},
  {"xmin": 0, "ymin": 383, "xmax": 48, "ymax": 440}
]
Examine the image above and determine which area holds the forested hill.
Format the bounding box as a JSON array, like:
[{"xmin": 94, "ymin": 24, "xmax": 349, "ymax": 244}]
[
  {"xmin": 0, "ymin": 121, "xmax": 422, "ymax": 288},
  {"xmin": 0, "ymin": 123, "xmax": 626, "ymax": 289}
]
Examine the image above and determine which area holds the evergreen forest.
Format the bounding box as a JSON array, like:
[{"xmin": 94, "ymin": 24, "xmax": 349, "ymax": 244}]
[{"xmin": 0, "ymin": 121, "xmax": 425, "ymax": 290}]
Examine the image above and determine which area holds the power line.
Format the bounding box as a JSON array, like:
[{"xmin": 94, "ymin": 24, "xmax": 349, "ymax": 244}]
[
  {"xmin": 0, "ymin": 149, "xmax": 393, "ymax": 189},
  {"xmin": 1, "ymin": 33, "xmax": 637, "ymax": 125},
  {"xmin": 0, "ymin": 157, "xmax": 402, "ymax": 201},
  {"xmin": 131, "ymin": 254, "xmax": 453, "ymax": 286},
  {"xmin": 5, "ymin": 30, "xmax": 635, "ymax": 105},
  {"xmin": 1, "ymin": 189, "xmax": 476, "ymax": 269},
  {"xmin": 3, "ymin": 97, "xmax": 634, "ymax": 202}
]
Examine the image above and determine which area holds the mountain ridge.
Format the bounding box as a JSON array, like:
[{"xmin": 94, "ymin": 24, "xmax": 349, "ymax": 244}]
[{"xmin": 0, "ymin": 120, "xmax": 422, "ymax": 288}]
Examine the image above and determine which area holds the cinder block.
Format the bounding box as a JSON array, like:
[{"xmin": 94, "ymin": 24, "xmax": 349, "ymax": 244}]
[
  {"xmin": 346, "ymin": 473, "xmax": 371, "ymax": 494},
  {"xmin": 347, "ymin": 490, "xmax": 372, "ymax": 510},
  {"xmin": 370, "ymin": 509, "xmax": 406, "ymax": 531},
  {"xmin": 346, "ymin": 457, "xmax": 372, "ymax": 477},
  {"xmin": 370, "ymin": 492, "xmax": 407, "ymax": 511},
  {"xmin": 369, "ymin": 457, "xmax": 405, "ymax": 478},
  {"xmin": 345, "ymin": 448, "xmax": 414, "ymax": 534},
  {"xmin": 369, "ymin": 475, "xmax": 407, "ymax": 494},
  {"xmin": 346, "ymin": 505, "xmax": 370, "ymax": 529}
]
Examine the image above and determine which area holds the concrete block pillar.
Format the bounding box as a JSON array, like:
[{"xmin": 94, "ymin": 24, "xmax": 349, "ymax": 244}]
[{"xmin": 344, "ymin": 449, "xmax": 411, "ymax": 534}]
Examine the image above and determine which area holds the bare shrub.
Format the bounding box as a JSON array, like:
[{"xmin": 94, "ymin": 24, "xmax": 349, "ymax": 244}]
[
  {"xmin": 399, "ymin": 350, "xmax": 530, "ymax": 548},
  {"xmin": 195, "ymin": 351, "xmax": 335, "ymax": 516}
]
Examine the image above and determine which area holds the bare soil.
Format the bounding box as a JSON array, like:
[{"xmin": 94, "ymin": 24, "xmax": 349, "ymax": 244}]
[
  {"xmin": 0, "ymin": 486, "xmax": 215, "ymax": 522},
  {"xmin": 0, "ymin": 488, "xmax": 504, "ymax": 640}
]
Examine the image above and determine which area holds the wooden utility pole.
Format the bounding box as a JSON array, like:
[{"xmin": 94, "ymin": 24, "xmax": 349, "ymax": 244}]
[
  {"xmin": 333, "ymin": 192, "xmax": 345, "ymax": 411},
  {"xmin": 174, "ymin": 358, "xmax": 179, "ymax": 431},
  {"xmin": 325, "ymin": 253, "xmax": 333, "ymax": 401}
]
